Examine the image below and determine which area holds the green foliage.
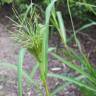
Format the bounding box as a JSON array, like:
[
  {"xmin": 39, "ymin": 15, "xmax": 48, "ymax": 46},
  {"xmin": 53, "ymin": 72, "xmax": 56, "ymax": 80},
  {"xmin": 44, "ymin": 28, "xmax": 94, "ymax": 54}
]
[
  {"xmin": 10, "ymin": 1, "xmax": 57, "ymax": 96},
  {"xmin": 80, "ymin": 87, "xmax": 96, "ymax": 96},
  {"xmin": 47, "ymin": 1, "xmax": 96, "ymax": 95},
  {"xmin": 69, "ymin": 0, "xmax": 96, "ymax": 19},
  {"xmin": 0, "ymin": 0, "xmax": 26, "ymax": 5},
  {"xmin": 15, "ymin": 0, "xmax": 26, "ymax": 4},
  {"xmin": 42, "ymin": 0, "xmax": 95, "ymax": 21},
  {"xmin": 1, "ymin": 0, "xmax": 13, "ymax": 4}
]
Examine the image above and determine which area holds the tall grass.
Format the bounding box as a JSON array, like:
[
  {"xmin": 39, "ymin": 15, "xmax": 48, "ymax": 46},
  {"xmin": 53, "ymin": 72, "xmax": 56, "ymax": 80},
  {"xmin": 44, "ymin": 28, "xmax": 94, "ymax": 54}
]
[
  {"xmin": 9, "ymin": 0, "xmax": 57, "ymax": 96},
  {"xmin": 1, "ymin": 0, "xmax": 96, "ymax": 96},
  {"xmin": 47, "ymin": 1, "xmax": 96, "ymax": 96}
]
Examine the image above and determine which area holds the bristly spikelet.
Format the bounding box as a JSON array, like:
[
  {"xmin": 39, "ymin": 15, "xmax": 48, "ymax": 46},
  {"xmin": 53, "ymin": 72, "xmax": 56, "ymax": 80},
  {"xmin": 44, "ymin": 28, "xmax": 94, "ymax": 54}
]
[
  {"xmin": 10, "ymin": 5, "xmax": 45, "ymax": 62},
  {"xmin": 11, "ymin": 23, "xmax": 45, "ymax": 62}
]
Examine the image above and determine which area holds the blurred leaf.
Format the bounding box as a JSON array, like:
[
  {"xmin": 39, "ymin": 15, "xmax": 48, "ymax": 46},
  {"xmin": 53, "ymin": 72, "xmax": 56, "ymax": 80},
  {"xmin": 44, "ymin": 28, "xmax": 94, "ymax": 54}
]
[
  {"xmin": 48, "ymin": 47, "xmax": 56, "ymax": 53},
  {"xmin": 18, "ymin": 48, "xmax": 26, "ymax": 96},
  {"xmin": 48, "ymin": 73, "xmax": 96, "ymax": 93},
  {"xmin": 57, "ymin": 11, "xmax": 67, "ymax": 46},
  {"xmin": 40, "ymin": 0, "xmax": 57, "ymax": 80},
  {"xmin": 45, "ymin": 0, "xmax": 57, "ymax": 24}
]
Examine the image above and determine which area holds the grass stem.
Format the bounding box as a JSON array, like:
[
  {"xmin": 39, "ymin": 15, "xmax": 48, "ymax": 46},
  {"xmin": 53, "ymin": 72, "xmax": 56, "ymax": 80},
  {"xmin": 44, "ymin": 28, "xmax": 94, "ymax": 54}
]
[{"xmin": 43, "ymin": 80, "xmax": 50, "ymax": 96}]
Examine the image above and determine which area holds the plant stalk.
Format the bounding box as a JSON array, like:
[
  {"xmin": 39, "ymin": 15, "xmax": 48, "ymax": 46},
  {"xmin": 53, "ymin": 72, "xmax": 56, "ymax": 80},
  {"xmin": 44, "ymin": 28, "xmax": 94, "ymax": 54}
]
[{"xmin": 42, "ymin": 80, "xmax": 50, "ymax": 96}]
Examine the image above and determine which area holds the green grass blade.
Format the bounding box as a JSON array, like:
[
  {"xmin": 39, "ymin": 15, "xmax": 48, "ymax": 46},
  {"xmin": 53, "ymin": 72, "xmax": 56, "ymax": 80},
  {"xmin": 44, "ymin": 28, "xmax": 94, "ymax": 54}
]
[
  {"xmin": 30, "ymin": 63, "xmax": 39, "ymax": 79},
  {"xmin": 67, "ymin": 0, "xmax": 82, "ymax": 52},
  {"xmin": 48, "ymin": 73, "xmax": 96, "ymax": 93},
  {"xmin": 76, "ymin": 23, "xmax": 96, "ymax": 32},
  {"xmin": 51, "ymin": 75, "xmax": 85, "ymax": 95},
  {"xmin": 57, "ymin": 11, "xmax": 67, "ymax": 46},
  {"xmin": 40, "ymin": 26, "xmax": 48, "ymax": 80},
  {"xmin": 18, "ymin": 48, "xmax": 26, "ymax": 96},
  {"xmin": 45, "ymin": 0, "xmax": 57, "ymax": 24},
  {"xmin": 40, "ymin": 0, "xmax": 57, "ymax": 80},
  {"xmin": 48, "ymin": 47, "xmax": 56, "ymax": 53},
  {"xmin": 76, "ymin": 2, "xmax": 96, "ymax": 8},
  {"xmin": 51, "ymin": 53, "xmax": 93, "ymax": 80},
  {"xmin": 67, "ymin": 22, "xmax": 96, "ymax": 42},
  {"xmin": 51, "ymin": 52, "xmax": 96, "ymax": 86}
]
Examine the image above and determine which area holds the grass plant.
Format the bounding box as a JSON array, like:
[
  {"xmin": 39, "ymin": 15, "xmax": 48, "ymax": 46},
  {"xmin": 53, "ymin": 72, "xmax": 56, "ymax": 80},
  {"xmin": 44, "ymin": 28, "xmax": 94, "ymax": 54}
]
[
  {"xmin": 9, "ymin": 0, "xmax": 57, "ymax": 96},
  {"xmin": 0, "ymin": 0, "xmax": 96, "ymax": 96}
]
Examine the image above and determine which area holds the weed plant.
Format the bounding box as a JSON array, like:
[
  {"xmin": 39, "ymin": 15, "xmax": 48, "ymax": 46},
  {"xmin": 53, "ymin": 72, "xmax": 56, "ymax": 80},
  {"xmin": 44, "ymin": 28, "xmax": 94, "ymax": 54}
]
[
  {"xmin": 0, "ymin": 0, "xmax": 96, "ymax": 96},
  {"xmin": 9, "ymin": 0, "xmax": 57, "ymax": 95}
]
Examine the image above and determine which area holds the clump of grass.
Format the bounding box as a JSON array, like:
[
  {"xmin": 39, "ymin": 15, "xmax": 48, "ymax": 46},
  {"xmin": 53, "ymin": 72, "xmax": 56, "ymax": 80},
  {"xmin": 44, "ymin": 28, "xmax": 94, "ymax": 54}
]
[
  {"xmin": 10, "ymin": 4, "xmax": 43, "ymax": 63},
  {"xmin": 47, "ymin": 1, "xmax": 96, "ymax": 96},
  {"xmin": 3, "ymin": 0, "xmax": 96, "ymax": 96},
  {"xmin": 9, "ymin": 0, "xmax": 57, "ymax": 96}
]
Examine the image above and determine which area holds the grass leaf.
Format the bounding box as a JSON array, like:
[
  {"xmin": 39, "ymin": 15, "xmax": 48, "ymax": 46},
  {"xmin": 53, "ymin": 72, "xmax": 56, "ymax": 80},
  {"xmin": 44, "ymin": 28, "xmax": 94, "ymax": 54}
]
[
  {"xmin": 18, "ymin": 48, "xmax": 26, "ymax": 96},
  {"xmin": 57, "ymin": 11, "xmax": 67, "ymax": 46},
  {"xmin": 48, "ymin": 73, "xmax": 96, "ymax": 93}
]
